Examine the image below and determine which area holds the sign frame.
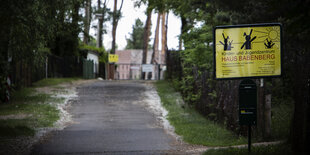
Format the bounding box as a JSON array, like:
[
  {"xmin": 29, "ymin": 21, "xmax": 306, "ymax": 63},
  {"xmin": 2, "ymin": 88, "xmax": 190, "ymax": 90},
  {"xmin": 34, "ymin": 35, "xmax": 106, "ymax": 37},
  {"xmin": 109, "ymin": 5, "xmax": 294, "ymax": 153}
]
[
  {"xmin": 213, "ymin": 23, "xmax": 283, "ymax": 80},
  {"xmin": 142, "ymin": 64, "xmax": 154, "ymax": 72},
  {"xmin": 239, "ymin": 79, "xmax": 257, "ymax": 126},
  {"xmin": 108, "ymin": 54, "xmax": 119, "ymax": 63}
]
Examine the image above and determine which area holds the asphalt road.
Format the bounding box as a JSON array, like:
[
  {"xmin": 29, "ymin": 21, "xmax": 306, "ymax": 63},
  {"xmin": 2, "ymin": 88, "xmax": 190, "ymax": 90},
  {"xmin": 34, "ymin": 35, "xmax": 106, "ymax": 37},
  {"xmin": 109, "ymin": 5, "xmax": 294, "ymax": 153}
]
[{"xmin": 31, "ymin": 81, "xmax": 179, "ymax": 155}]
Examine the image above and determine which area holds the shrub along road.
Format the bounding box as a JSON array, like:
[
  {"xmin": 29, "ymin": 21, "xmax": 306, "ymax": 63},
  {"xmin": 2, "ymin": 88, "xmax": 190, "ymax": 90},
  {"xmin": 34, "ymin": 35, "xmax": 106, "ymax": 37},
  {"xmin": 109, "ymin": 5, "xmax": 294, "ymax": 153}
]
[{"xmin": 31, "ymin": 80, "xmax": 193, "ymax": 155}]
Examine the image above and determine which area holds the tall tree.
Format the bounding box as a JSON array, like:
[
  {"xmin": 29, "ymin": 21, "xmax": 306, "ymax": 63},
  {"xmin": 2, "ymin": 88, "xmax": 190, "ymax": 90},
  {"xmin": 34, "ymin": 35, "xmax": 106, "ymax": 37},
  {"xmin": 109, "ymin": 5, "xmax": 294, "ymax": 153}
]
[
  {"xmin": 0, "ymin": 0, "xmax": 86, "ymax": 90},
  {"xmin": 111, "ymin": 0, "xmax": 124, "ymax": 54},
  {"xmin": 50, "ymin": 0, "xmax": 85, "ymax": 56},
  {"xmin": 151, "ymin": 13, "xmax": 161, "ymax": 64},
  {"xmin": 96, "ymin": 0, "xmax": 102, "ymax": 48},
  {"xmin": 95, "ymin": 0, "xmax": 109, "ymax": 48},
  {"xmin": 137, "ymin": 0, "xmax": 167, "ymax": 79},
  {"xmin": 160, "ymin": 12, "xmax": 167, "ymax": 64},
  {"xmin": 148, "ymin": 13, "xmax": 161, "ymax": 80},
  {"xmin": 71, "ymin": 0, "xmax": 82, "ymax": 55},
  {"xmin": 83, "ymin": 0, "xmax": 91, "ymax": 44},
  {"xmin": 125, "ymin": 18, "xmax": 145, "ymax": 49},
  {"xmin": 141, "ymin": 7, "xmax": 152, "ymax": 79}
]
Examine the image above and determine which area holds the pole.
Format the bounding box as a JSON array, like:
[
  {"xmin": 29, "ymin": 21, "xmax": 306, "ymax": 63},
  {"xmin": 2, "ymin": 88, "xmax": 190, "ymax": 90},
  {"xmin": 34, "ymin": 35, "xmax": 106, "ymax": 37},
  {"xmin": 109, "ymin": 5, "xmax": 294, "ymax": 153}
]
[
  {"xmin": 248, "ymin": 125, "xmax": 251, "ymax": 153},
  {"xmin": 45, "ymin": 57, "xmax": 48, "ymax": 78},
  {"xmin": 158, "ymin": 64, "xmax": 161, "ymax": 80}
]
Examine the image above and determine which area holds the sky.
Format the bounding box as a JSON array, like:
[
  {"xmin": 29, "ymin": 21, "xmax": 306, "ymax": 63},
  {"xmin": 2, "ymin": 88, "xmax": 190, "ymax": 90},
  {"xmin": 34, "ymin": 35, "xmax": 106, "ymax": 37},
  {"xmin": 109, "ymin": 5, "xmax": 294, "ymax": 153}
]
[{"xmin": 89, "ymin": 0, "xmax": 181, "ymax": 50}]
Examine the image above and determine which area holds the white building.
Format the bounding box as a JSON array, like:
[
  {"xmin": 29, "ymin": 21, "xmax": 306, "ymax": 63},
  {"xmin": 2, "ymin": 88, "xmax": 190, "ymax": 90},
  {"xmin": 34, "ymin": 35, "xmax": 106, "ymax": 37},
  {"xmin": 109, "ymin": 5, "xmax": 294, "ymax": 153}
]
[
  {"xmin": 87, "ymin": 50, "xmax": 99, "ymax": 76},
  {"xmin": 116, "ymin": 49, "xmax": 165, "ymax": 80}
]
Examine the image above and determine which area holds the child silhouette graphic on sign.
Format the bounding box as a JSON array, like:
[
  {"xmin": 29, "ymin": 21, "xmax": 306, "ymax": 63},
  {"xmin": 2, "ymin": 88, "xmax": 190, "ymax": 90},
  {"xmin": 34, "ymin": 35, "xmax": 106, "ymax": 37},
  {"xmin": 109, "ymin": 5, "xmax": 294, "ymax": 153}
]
[
  {"xmin": 227, "ymin": 40, "xmax": 234, "ymax": 50},
  {"xmin": 219, "ymin": 33, "xmax": 233, "ymax": 51},
  {"xmin": 241, "ymin": 29, "xmax": 256, "ymax": 50},
  {"xmin": 264, "ymin": 39, "xmax": 275, "ymax": 48}
]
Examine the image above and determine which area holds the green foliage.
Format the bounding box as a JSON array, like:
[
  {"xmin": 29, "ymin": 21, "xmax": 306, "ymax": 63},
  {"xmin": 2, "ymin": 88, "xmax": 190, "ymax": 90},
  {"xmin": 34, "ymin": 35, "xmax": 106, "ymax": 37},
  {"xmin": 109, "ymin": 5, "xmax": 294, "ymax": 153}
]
[
  {"xmin": 79, "ymin": 43, "xmax": 108, "ymax": 63},
  {"xmin": 0, "ymin": 0, "xmax": 86, "ymax": 92},
  {"xmin": 177, "ymin": 24, "xmax": 214, "ymax": 106},
  {"xmin": 204, "ymin": 143, "xmax": 294, "ymax": 155},
  {"xmin": 32, "ymin": 78, "xmax": 81, "ymax": 87},
  {"xmin": 0, "ymin": 89, "xmax": 59, "ymax": 137},
  {"xmin": 134, "ymin": 0, "xmax": 168, "ymax": 13},
  {"xmin": 88, "ymin": 36, "xmax": 98, "ymax": 47},
  {"xmin": 126, "ymin": 18, "xmax": 145, "ymax": 49},
  {"xmin": 271, "ymin": 103, "xmax": 294, "ymax": 140},
  {"xmin": 79, "ymin": 44, "xmax": 106, "ymax": 53},
  {"xmin": 0, "ymin": 125, "xmax": 35, "ymax": 137},
  {"xmin": 155, "ymin": 80, "xmax": 247, "ymax": 146},
  {"xmin": 0, "ymin": 78, "xmax": 79, "ymax": 137},
  {"xmin": 166, "ymin": 0, "xmax": 306, "ymax": 145}
]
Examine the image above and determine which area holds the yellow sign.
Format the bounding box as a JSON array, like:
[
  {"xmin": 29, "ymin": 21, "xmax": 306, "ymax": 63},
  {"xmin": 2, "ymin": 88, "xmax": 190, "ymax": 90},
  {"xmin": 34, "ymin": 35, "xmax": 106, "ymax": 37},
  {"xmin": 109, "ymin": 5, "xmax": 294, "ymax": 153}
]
[
  {"xmin": 108, "ymin": 54, "xmax": 119, "ymax": 63},
  {"xmin": 214, "ymin": 23, "xmax": 282, "ymax": 79}
]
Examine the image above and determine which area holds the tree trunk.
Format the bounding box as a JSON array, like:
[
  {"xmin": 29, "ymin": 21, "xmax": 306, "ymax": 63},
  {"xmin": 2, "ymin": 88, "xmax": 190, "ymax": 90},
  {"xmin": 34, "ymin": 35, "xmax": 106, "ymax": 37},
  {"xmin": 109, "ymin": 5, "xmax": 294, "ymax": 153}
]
[
  {"xmin": 98, "ymin": 19, "xmax": 103, "ymax": 47},
  {"xmin": 257, "ymin": 79, "xmax": 265, "ymax": 139},
  {"xmin": 97, "ymin": 0, "xmax": 102, "ymax": 48},
  {"xmin": 71, "ymin": 1, "xmax": 81, "ymax": 55},
  {"xmin": 151, "ymin": 13, "xmax": 161, "ymax": 64},
  {"xmin": 290, "ymin": 52, "xmax": 310, "ymax": 153},
  {"xmin": 141, "ymin": 8, "xmax": 152, "ymax": 80},
  {"xmin": 111, "ymin": 0, "xmax": 118, "ymax": 54},
  {"xmin": 97, "ymin": 0, "xmax": 108, "ymax": 48},
  {"xmin": 111, "ymin": 0, "xmax": 123, "ymax": 54},
  {"xmin": 161, "ymin": 12, "xmax": 166, "ymax": 64},
  {"xmin": 307, "ymin": 74, "xmax": 310, "ymax": 154},
  {"xmin": 264, "ymin": 94, "xmax": 272, "ymax": 139},
  {"xmin": 83, "ymin": 0, "xmax": 91, "ymax": 44},
  {"xmin": 165, "ymin": 12, "xmax": 168, "ymax": 55},
  {"xmin": 109, "ymin": 0, "xmax": 123, "ymax": 80},
  {"xmin": 149, "ymin": 13, "xmax": 161, "ymax": 80},
  {"xmin": 179, "ymin": 16, "xmax": 187, "ymax": 51}
]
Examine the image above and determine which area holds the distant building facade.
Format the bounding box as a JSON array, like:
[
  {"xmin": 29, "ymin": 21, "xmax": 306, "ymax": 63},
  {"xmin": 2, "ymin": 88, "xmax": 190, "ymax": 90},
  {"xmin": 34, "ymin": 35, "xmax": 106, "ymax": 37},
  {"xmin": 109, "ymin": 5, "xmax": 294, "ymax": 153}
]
[
  {"xmin": 115, "ymin": 49, "xmax": 155, "ymax": 80},
  {"xmin": 87, "ymin": 50, "xmax": 99, "ymax": 76}
]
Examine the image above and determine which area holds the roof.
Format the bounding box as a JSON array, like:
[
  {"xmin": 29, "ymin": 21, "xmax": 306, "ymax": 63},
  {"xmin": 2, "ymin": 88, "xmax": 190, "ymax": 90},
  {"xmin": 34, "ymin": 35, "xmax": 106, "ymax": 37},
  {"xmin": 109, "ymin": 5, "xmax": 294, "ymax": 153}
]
[
  {"xmin": 116, "ymin": 49, "xmax": 154, "ymax": 64},
  {"xmin": 87, "ymin": 50, "xmax": 100, "ymax": 56},
  {"xmin": 116, "ymin": 50, "xmax": 131, "ymax": 64}
]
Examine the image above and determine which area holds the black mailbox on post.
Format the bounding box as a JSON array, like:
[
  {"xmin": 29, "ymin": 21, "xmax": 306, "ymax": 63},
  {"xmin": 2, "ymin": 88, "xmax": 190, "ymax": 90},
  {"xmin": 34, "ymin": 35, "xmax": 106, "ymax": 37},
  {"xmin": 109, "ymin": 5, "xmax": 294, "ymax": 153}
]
[{"xmin": 239, "ymin": 79, "xmax": 257, "ymax": 125}]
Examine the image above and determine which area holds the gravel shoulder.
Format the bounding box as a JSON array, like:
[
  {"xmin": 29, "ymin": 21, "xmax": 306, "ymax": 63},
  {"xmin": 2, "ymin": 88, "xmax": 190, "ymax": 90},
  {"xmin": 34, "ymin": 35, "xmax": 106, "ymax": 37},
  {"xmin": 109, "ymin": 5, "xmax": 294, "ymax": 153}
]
[
  {"xmin": 0, "ymin": 79, "xmax": 96, "ymax": 155},
  {"xmin": 0, "ymin": 80, "xmax": 281, "ymax": 155}
]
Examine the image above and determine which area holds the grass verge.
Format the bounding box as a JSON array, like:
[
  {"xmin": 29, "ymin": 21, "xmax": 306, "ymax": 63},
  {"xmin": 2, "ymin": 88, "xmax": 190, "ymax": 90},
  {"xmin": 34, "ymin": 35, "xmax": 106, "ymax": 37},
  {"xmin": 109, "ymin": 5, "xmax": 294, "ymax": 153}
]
[
  {"xmin": 155, "ymin": 80, "xmax": 247, "ymax": 146},
  {"xmin": 271, "ymin": 103, "xmax": 294, "ymax": 140},
  {"xmin": 32, "ymin": 77, "xmax": 80, "ymax": 87},
  {"xmin": 204, "ymin": 142, "xmax": 293, "ymax": 155},
  {"xmin": 0, "ymin": 78, "xmax": 78, "ymax": 137}
]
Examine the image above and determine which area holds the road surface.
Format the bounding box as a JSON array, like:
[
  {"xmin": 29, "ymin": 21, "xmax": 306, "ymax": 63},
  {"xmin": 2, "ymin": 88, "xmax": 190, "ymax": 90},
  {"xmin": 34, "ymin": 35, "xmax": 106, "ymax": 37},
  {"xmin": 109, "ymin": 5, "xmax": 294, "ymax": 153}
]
[{"xmin": 31, "ymin": 80, "xmax": 184, "ymax": 155}]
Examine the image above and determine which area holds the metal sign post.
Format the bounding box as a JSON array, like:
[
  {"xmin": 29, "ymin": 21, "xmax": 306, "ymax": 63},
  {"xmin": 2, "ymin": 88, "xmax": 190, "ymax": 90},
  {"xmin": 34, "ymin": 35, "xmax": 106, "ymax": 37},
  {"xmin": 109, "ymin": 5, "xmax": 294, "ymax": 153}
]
[
  {"xmin": 248, "ymin": 125, "xmax": 252, "ymax": 152},
  {"xmin": 213, "ymin": 23, "xmax": 282, "ymax": 153},
  {"xmin": 239, "ymin": 79, "xmax": 257, "ymax": 153},
  {"xmin": 213, "ymin": 23, "xmax": 282, "ymax": 79}
]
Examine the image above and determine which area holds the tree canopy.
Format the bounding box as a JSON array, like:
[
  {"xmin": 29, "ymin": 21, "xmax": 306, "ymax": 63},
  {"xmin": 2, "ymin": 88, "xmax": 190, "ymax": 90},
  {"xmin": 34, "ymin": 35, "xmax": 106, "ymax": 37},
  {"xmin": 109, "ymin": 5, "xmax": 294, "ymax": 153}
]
[
  {"xmin": 165, "ymin": 0, "xmax": 310, "ymax": 153},
  {"xmin": 0, "ymin": 0, "xmax": 86, "ymax": 97},
  {"xmin": 125, "ymin": 18, "xmax": 146, "ymax": 49}
]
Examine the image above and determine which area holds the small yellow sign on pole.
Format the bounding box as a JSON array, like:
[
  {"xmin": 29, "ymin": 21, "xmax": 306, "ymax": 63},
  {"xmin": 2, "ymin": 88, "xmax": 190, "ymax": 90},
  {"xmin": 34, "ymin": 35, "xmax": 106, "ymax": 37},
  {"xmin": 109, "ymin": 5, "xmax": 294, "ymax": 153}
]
[
  {"xmin": 108, "ymin": 54, "xmax": 119, "ymax": 63},
  {"xmin": 214, "ymin": 23, "xmax": 282, "ymax": 79}
]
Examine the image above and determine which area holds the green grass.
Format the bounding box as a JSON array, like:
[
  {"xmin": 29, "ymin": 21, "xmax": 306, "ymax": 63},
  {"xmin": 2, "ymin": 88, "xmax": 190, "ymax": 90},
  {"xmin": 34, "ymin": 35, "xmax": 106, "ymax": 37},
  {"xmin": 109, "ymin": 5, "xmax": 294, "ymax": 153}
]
[
  {"xmin": 204, "ymin": 143, "xmax": 294, "ymax": 155},
  {"xmin": 271, "ymin": 103, "xmax": 294, "ymax": 139},
  {"xmin": 10, "ymin": 88, "xmax": 52, "ymax": 104},
  {"xmin": 0, "ymin": 93, "xmax": 60, "ymax": 137},
  {"xmin": 0, "ymin": 125, "xmax": 35, "ymax": 137},
  {"xmin": 32, "ymin": 77, "xmax": 80, "ymax": 87},
  {"xmin": 155, "ymin": 80, "xmax": 247, "ymax": 146},
  {"xmin": 0, "ymin": 78, "xmax": 78, "ymax": 137}
]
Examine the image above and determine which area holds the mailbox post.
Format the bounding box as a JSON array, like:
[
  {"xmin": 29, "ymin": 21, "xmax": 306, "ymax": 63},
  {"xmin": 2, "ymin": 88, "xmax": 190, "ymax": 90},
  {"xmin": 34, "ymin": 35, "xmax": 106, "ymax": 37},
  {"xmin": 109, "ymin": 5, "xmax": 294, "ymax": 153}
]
[{"xmin": 239, "ymin": 79, "xmax": 257, "ymax": 152}]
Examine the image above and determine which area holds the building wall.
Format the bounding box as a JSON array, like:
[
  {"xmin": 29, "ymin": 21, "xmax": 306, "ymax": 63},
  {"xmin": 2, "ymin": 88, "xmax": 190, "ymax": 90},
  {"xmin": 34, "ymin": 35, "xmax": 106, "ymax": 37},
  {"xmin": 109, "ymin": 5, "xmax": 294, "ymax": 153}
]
[
  {"xmin": 115, "ymin": 49, "xmax": 155, "ymax": 80},
  {"xmin": 87, "ymin": 51, "xmax": 99, "ymax": 74}
]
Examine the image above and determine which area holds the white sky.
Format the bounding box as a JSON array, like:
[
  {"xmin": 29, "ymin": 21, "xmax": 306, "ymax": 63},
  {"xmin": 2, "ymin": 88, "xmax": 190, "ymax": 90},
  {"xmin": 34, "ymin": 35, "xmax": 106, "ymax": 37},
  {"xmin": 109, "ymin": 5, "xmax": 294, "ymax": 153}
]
[{"xmin": 90, "ymin": 0, "xmax": 181, "ymax": 50}]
